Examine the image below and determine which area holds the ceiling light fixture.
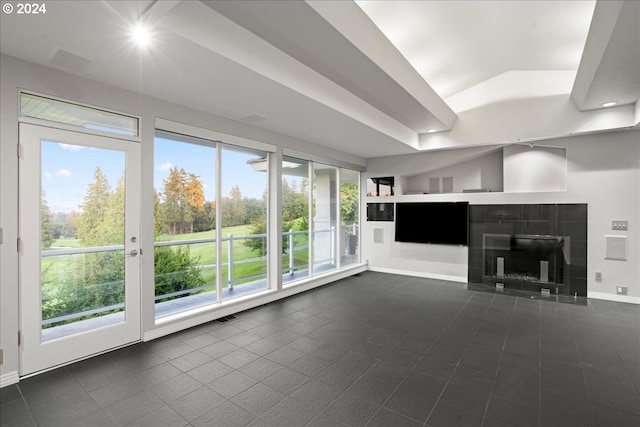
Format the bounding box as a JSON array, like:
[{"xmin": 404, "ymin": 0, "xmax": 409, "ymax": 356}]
[
  {"xmin": 131, "ymin": 22, "xmax": 151, "ymax": 47},
  {"xmin": 427, "ymin": 129, "xmax": 437, "ymax": 133},
  {"xmin": 601, "ymin": 101, "xmax": 617, "ymax": 108}
]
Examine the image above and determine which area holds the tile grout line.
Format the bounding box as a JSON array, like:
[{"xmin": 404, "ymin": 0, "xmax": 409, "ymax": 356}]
[{"xmin": 480, "ymin": 292, "xmax": 518, "ymax": 427}]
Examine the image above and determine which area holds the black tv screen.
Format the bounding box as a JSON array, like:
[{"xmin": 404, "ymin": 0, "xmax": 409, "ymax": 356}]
[{"xmin": 395, "ymin": 202, "xmax": 469, "ymax": 245}]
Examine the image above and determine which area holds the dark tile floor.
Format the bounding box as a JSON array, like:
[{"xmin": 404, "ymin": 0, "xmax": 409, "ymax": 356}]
[{"xmin": 1, "ymin": 272, "xmax": 639, "ymax": 426}]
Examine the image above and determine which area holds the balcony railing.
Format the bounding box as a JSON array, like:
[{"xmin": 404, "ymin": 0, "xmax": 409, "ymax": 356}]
[{"xmin": 40, "ymin": 225, "xmax": 358, "ymax": 328}]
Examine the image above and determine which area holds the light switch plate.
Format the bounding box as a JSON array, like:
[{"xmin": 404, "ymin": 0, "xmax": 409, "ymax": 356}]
[{"xmin": 612, "ymin": 220, "xmax": 628, "ymax": 230}]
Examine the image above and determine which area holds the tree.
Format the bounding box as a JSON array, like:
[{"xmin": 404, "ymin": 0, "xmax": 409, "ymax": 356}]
[
  {"xmin": 43, "ymin": 168, "xmax": 206, "ymax": 328},
  {"xmin": 51, "ymin": 211, "xmax": 79, "ymax": 239},
  {"xmin": 41, "ymin": 192, "xmax": 54, "ymax": 249},
  {"xmin": 282, "ymin": 179, "xmax": 308, "ymax": 223},
  {"xmin": 245, "ymin": 179, "xmax": 309, "ymax": 255},
  {"xmin": 154, "ymin": 246, "xmax": 206, "ymax": 302},
  {"xmin": 246, "ymin": 215, "xmax": 268, "ymax": 256},
  {"xmin": 161, "ymin": 167, "xmax": 207, "ymax": 234},
  {"xmin": 340, "ymin": 183, "xmax": 359, "ymax": 224},
  {"xmin": 244, "ymin": 196, "xmax": 266, "ymax": 225},
  {"xmin": 77, "ymin": 167, "xmax": 111, "ymax": 246},
  {"xmin": 162, "ymin": 167, "xmax": 188, "ymax": 235},
  {"xmin": 100, "ymin": 175, "xmax": 125, "ymax": 244},
  {"xmin": 221, "ymin": 185, "xmax": 246, "ymax": 228},
  {"xmin": 153, "ymin": 191, "xmax": 166, "ymax": 237},
  {"xmin": 185, "ymin": 173, "xmax": 205, "ymax": 233}
]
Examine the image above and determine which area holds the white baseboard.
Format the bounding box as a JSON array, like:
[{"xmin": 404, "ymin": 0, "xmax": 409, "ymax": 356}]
[
  {"xmin": 368, "ymin": 267, "xmax": 467, "ymax": 284},
  {"xmin": 144, "ymin": 264, "xmax": 367, "ymax": 342},
  {"xmin": 0, "ymin": 371, "xmax": 19, "ymax": 388},
  {"xmin": 588, "ymin": 291, "xmax": 640, "ymax": 305}
]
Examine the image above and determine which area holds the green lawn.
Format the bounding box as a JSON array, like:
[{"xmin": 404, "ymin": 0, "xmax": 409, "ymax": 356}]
[
  {"xmin": 41, "ymin": 226, "xmax": 313, "ymax": 323},
  {"xmin": 50, "ymin": 237, "xmax": 81, "ymax": 248},
  {"xmin": 48, "ymin": 225, "xmax": 310, "ymax": 291}
]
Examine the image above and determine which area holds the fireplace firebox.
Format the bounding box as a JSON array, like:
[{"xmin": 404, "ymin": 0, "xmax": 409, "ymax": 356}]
[{"xmin": 483, "ymin": 234, "xmax": 569, "ymax": 294}]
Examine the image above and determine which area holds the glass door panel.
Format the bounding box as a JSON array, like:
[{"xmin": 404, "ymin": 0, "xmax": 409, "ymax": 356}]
[
  {"xmin": 20, "ymin": 124, "xmax": 141, "ymax": 376},
  {"xmin": 41, "ymin": 142, "xmax": 126, "ymax": 341}
]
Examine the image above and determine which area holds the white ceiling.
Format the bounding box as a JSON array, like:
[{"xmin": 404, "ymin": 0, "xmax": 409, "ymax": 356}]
[
  {"xmin": 357, "ymin": 1, "xmax": 597, "ymax": 99},
  {"xmin": 1, "ymin": 1, "xmax": 638, "ymax": 160}
]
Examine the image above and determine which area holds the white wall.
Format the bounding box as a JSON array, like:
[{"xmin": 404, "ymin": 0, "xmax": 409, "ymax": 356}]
[
  {"xmin": 364, "ymin": 130, "xmax": 640, "ymax": 302},
  {"xmin": 0, "ymin": 55, "xmax": 366, "ymax": 383},
  {"xmin": 503, "ymin": 145, "xmax": 567, "ymax": 192}
]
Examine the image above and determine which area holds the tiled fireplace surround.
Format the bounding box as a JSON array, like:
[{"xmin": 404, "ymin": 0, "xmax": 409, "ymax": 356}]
[{"xmin": 468, "ymin": 204, "xmax": 588, "ymax": 297}]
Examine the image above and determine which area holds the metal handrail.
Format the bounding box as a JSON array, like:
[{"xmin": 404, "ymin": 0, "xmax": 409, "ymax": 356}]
[{"xmin": 42, "ymin": 225, "xmax": 358, "ymax": 327}]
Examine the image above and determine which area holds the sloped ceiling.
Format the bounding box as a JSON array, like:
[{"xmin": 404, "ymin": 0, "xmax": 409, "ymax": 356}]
[{"xmin": 0, "ymin": 0, "xmax": 638, "ymax": 160}]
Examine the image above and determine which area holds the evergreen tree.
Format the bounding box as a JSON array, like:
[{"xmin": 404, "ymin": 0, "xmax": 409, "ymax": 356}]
[
  {"xmin": 162, "ymin": 167, "xmax": 187, "ymax": 235},
  {"xmin": 221, "ymin": 185, "xmax": 246, "ymax": 228},
  {"xmin": 185, "ymin": 173, "xmax": 205, "ymax": 233},
  {"xmin": 162, "ymin": 167, "xmax": 206, "ymax": 234},
  {"xmin": 153, "ymin": 191, "xmax": 166, "ymax": 237},
  {"xmin": 77, "ymin": 167, "xmax": 111, "ymax": 246},
  {"xmin": 41, "ymin": 192, "xmax": 54, "ymax": 249},
  {"xmin": 100, "ymin": 175, "xmax": 125, "ymax": 244}
]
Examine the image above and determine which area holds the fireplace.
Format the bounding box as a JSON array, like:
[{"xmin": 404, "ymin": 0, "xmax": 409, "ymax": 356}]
[
  {"xmin": 467, "ymin": 204, "xmax": 587, "ymax": 297},
  {"xmin": 483, "ymin": 234, "xmax": 569, "ymax": 294}
]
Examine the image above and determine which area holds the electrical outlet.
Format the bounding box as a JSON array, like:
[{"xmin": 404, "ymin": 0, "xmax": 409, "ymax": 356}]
[
  {"xmin": 612, "ymin": 220, "xmax": 628, "ymax": 230},
  {"xmin": 616, "ymin": 286, "xmax": 628, "ymax": 295},
  {"xmin": 595, "ymin": 272, "xmax": 602, "ymax": 282}
]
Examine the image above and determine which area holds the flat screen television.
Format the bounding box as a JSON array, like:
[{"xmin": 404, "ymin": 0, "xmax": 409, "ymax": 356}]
[{"xmin": 395, "ymin": 202, "xmax": 469, "ymax": 245}]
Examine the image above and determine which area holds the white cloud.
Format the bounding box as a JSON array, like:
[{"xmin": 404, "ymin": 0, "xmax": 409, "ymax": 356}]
[
  {"xmin": 43, "ymin": 171, "xmax": 53, "ymax": 179},
  {"xmin": 158, "ymin": 162, "xmax": 173, "ymax": 171},
  {"xmin": 56, "ymin": 169, "xmax": 72, "ymax": 177},
  {"xmin": 58, "ymin": 143, "xmax": 84, "ymax": 151}
]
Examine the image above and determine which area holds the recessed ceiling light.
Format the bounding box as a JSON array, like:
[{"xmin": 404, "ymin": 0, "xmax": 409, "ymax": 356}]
[
  {"xmin": 602, "ymin": 101, "xmax": 617, "ymax": 108},
  {"xmin": 427, "ymin": 129, "xmax": 437, "ymax": 133},
  {"xmin": 131, "ymin": 22, "xmax": 151, "ymax": 46}
]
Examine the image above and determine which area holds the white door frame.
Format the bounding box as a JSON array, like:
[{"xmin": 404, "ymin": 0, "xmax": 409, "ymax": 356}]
[{"xmin": 19, "ymin": 123, "xmax": 141, "ymax": 376}]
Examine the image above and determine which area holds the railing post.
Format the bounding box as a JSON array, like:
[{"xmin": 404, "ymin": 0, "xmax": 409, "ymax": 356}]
[
  {"xmin": 331, "ymin": 226, "xmax": 335, "ymax": 265},
  {"xmin": 228, "ymin": 234, "xmax": 234, "ymax": 291},
  {"xmin": 288, "ymin": 229, "xmax": 294, "ymax": 275}
]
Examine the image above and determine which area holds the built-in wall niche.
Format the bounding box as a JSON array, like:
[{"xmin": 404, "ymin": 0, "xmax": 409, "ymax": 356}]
[
  {"xmin": 404, "ymin": 149, "xmax": 503, "ymax": 194},
  {"xmin": 366, "ymin": 176, "xmax": 394, "ymax": 196},
  {"xmin": 366, "ymin": 203, "xmax": 394, "ymax": 221}
]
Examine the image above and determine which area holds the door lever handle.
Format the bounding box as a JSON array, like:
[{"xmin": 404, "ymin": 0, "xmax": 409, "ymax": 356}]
[{"xmin": 126, "ymin": 249, "xmax": 139, "ymax": 257}]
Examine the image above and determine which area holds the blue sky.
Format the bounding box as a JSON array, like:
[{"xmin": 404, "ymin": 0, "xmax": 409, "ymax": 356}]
[{"xmin": 41, "ymin": 137, "xmax": 267, "ymax": 213}]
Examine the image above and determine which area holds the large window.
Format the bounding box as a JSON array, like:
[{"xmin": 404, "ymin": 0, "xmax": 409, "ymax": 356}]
[
  {"xmin": 154, "ymin": 131, "xmax": 360, "ymax": 314},
  {"xmin": 340, "ymin": 168, "xmax": 360, "ymax": 267},
  {"xmin": 282, "ymin": 157, "xmax": 310, "ymax": 284},
  {"xmin": 154, "ymin": 132, "xmax": 217, "ymax": 318},
  {"xmin": 220, "ymin": 146, "xmax": 269, "ymax": 301},
  {"xmin": 283, "ymin": 158, "xmax": 360, "ymax": 285},
  {"xmin": 313, "ymin": 164, "xmax": 338, "ymax": 275},
  {"xmin": 154, "ymin": 132, "xmax": 272, "ymax": 317}
]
